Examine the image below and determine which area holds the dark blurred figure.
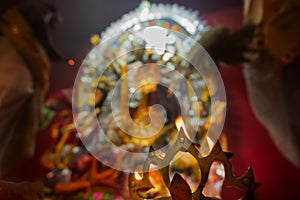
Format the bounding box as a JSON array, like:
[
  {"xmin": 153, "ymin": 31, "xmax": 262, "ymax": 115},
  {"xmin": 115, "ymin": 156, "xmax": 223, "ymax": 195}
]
[{"xmin": 0, "ymin": 1, "xmax": 62, "ymax": 199}]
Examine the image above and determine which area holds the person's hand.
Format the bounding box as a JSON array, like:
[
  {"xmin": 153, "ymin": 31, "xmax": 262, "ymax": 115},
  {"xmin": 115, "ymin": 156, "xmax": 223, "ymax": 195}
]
[{"xmin": 198, "ymin": 24, "xmax": 257, "ymax": 66}]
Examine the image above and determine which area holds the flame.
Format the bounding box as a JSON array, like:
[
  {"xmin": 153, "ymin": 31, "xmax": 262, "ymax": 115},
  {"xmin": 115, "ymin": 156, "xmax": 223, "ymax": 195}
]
[
  {"xmin": 175, "ymin": 116, "xmax": 184, "ymax": 131},
  {"xmin": 134, "ymin": 171, "xmax": 143, "ymax": 180},
  {"xmin": 175, "ymin": 116, "xmax": 191, "ymax": 140},
  {"xmin": 207, "ymin": 136, "xmax": 214, "ymax": 151}
]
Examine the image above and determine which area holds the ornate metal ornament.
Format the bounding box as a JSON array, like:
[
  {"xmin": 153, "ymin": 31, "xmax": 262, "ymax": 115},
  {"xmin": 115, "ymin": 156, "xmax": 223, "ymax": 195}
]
[{"xmin": 129, "ymin": 118, "xmax": 261, "ymax": 200}]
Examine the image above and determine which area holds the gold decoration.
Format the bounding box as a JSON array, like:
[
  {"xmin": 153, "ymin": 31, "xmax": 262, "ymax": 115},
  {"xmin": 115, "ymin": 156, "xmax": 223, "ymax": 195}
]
[
  {"xmin": 116, "ymin": 63, "xmax": 165, "ymax": 146},
  {"xmin": 54, "ymin": 130, "xmax": 78, "ymax": 170},
  {"xmin": 50, "ymin": 122, "xmax": 78, "ymax": 170},
  {"xmin": 128, "ymin": 117, "xmax": 260, "ymax": 200},
  {"xmin": 90, "ymin": 34, "xmax": 101, "ymax": 46}
]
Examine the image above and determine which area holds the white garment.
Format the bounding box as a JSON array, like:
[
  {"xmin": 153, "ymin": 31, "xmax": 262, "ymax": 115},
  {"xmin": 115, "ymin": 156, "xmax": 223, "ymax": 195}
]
[{"xmin": 243, "ymin": 56, "xmax": 300, "ymax": 167}]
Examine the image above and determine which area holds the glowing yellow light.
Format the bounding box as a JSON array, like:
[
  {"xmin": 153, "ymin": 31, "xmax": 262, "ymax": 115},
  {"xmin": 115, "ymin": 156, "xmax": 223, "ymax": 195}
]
[
  {"xmin": 175, "ymin": 116, "xmax": 191, "ymax": 140},
  {"xmin": 90, "ymin": 34, "xmax": 101, "ymax": 46},
  {"xmin": 134, "ymin": 171, "xmax": 143, "ymax": 180},
  {"xmin": 175, "ymin": 116, "xmax": 184, "ymax": 131},
  {"xmin": 206, "ymin": 136, "xmax": 214, "ymax": 151}
]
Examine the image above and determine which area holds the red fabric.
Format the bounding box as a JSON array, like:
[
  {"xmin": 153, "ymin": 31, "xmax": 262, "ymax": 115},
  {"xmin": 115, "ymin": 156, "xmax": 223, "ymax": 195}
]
[
  {"xmin": 4, "ymin": 114, "xmax": 56, "ymax": 180},
  {"xmin": 5, "ymin": 90, "xmax": 72, "ymax": 180}
]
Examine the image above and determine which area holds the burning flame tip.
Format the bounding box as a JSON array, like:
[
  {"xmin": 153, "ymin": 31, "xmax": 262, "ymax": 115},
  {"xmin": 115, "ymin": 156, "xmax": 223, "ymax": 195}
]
[
  {"xmin": 175, "ymin": 116, "xmax": 184, "ymax": 130},
  {"xmin": 175, "ymin": 116, "xmax": 192, "ymax": 140},
  {"xmin": 134, "ymin": 171, "xmax": 143, "ymax": 180}
]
